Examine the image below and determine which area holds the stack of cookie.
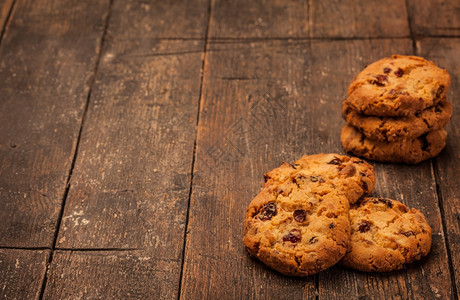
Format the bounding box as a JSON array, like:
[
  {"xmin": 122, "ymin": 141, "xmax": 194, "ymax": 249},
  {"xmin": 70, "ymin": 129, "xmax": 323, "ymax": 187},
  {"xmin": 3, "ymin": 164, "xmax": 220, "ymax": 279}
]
[
  {"xmin": 341, "ymin": 55, "xmax": 452, "ymax": 164},
  {"xmin": 243, "ymin": 154, "xmax": 432, "ymax": 276}
]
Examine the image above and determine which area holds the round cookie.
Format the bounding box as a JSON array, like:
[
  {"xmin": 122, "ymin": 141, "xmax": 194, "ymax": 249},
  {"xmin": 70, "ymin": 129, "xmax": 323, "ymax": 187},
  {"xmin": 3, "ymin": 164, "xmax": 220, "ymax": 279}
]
[
  {"xmin": 342, "ymin": 98, "xmax": 452, "ymax": 142},
  {"xmin": 340, "ymin": 197, "xmax": 432, "ymax": 272},
  {"xmin": 263, "ymin": 153, "xmax": 375, "ymax": 204},
  {"xmin": 345, "ymin": 55, "xmax": 450, "ymax": 117},
  {"xmin": 243, "ymin": 154, "xmax": 375, "ymax": 276},
  {"xmin": 243, "ymin": 176, "xmax": 351, "ymax": 276},
  {"xmin": 341, "ymin": 124, "xmax": 447, "ymax": 164}
]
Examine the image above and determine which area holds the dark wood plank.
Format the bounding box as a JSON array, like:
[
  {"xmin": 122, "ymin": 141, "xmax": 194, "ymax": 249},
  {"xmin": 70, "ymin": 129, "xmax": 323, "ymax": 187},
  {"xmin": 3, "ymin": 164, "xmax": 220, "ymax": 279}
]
[
  {"xmin": 55, "ymin": 39, "xmax": 204, "ymax": 251},
  {"xmin": 210, "ymin": 0, "xmax": 409, "ymax": 39},
  {"xmin": 418, "ymin": 37, "xmax": 460, "ymax": 295},
  {"xmin": 49, "ymin": 0, "xmax": 208, "ymax": 296},
  {"xmin": 0, "ymin": 0, "xmax": 13, "ymax": 34},
  {"xmin": 180, "ymin": 38, "xmax": 454, "ymax": 298},
  {"xmin": 0, "ymin": 249, "xmax": 49, "ymax": 299},
  {"xmin": 310, "ymin": 0, "xmax": 409, "ymax": 38},
  {"xmin": 408, "ymin": 0, "xmax": 460, "ymax": 36},
  {"xmin": 55, "ymin": 0, "xmax": 206, "ymax": 249},
  {"xmin": 110, "ymin": 0, "xmax": 208, "ymax": 39},
  {"xmin": 0, "ymin": 0, "xmax": 110, "ymax": 247},
  {"xmin": 43, "ymin": 250, "xmax": 178, "ymax": 299},
  {"xmin": 209, "ymin": 0, "xmax": 309, "ymax": 38},
  {"xmin": 181, "ymin": 39, "xmax": 319, "ymax": 299}
]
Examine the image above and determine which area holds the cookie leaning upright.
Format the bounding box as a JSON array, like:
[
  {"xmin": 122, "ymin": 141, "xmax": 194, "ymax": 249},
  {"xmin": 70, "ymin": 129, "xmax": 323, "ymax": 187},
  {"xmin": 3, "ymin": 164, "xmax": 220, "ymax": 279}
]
[
  {"xmin": 344, "ymin": 55, "xmax": 450, "ymax": 117},
  {"xmin": 243, "ymin": 154, "xmax": 375, "ymax": 276},
  {"xmin": 340, "ymin": 197, "xmax": 432, "ymax": 272}
]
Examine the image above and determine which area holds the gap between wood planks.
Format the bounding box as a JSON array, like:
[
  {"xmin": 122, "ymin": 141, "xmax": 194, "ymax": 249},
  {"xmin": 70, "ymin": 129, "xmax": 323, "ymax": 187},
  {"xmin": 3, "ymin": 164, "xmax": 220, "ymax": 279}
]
[
  {"xmin": 177, "ymin": 0, "xmax": 213, "ymax": 299},
  {"xmin": 36, "ymin": 1, "xmax": 115, "ymax": 299},
  {"xmin": 433, "ymin": 160, "xmax": 459, "ymax": 299}
]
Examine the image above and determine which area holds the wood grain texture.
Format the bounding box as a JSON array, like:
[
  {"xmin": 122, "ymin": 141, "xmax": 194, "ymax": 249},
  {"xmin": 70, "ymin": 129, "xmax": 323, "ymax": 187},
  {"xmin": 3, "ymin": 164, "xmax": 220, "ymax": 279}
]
[
  {"xmin": 179, "ymin": 38, "xmax": 448, "ymax": 298},
  {"xmin": 43, "ymin": 250, "xmax": 178, "ymax": 299},
  {"xmin": 0, "ymin": 249, "xmax": 49, "ymax": 300},
  {"xmin": 0, "ymin": 0, "xmax": 109, "ymax": 247},
  {"xmin": 55, "ymin": 38, "xmax": 204, "ymax": 252},
  {"xmin": 54, "ymin": 0, "xmax": 206, "ymax": 281},
  {"xmin": 408, "ymin": 0, "xmax": 460, "ymax": 36},
  {"xmin": 209, "ymin": 0, "xmax": 309, "ymax": 38},
  {"xmin": 110, "ymin": 0, "xmax": 208, "ymax": 39},
  {"xmin": 418, "ymin": 37, "xmax": 460, "ymax": 295},
  {"xmin": 0, "ymin": 0, "xmax": 13, "ymax": 34},
  {"xmin": 310, "ymin": 0, "xmax": 410, "ymax": 38},
  {"xmin": 210, "ymin": 0, "xmax": 410, "ymax": 39}
]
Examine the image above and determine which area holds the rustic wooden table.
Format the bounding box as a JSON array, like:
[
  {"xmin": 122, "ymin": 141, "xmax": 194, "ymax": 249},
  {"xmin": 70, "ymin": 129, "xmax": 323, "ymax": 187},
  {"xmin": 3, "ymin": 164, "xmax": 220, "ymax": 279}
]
[{"xmin": 0, "ymin": 0, "xmax": 459, "ymax": 299}]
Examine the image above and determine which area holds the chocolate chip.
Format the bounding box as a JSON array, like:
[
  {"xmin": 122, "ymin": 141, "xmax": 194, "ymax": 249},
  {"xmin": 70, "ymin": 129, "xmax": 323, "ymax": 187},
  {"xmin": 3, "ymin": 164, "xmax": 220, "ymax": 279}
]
[
  {"xmin": 309, "ymin": 175, "xmax": 324, "ymax": 183},
  {"xmin": 254, "ymin": 242, "xmax": 260, "ymax": 251},
  {"xmin": 435, "ymin": 85, "xmax": 445, "ymax": 99},
  {"xmin": 371, "ymin": 74, "xmax": 388, "ymax": 86},
  {"xmin": 361, "ymin": 180, "xmax": 369, "ymax": 193},
  {"xmin": 394, "ymin": 68, "xmax": 404, "ymax": 77},
  {"xmin": 258, "ymin": 202, "xmax": 277, "ymax": 220},
  {"xmin": 376, "ymin": 198, "xmax": 393, "ymax": 208},
  {"xmin": 329, "ymin": 223, "xmax": 335, "ymax": 229},
  {"xmin": 309, "ymin": 236, "xmax": 318, "ymax": 244},
  {"xmin": 339, "ymin": 165, "xmax": 356, "ymax": 177},
  {"xmin": 383, "ymin": 67, "xmax": 391, "ymax": 74},
  {"xmin": 293, "ymin": 209, "xmax": 307, "ymax": 222},
  {"xmin": 283, "ymin": 229, "xmax": 301, "ymax": 243},
  {"xmin": 401, "ymin": 231, "xmax": 415, "ymax": 237},
  {"xmin": 289, "ymin": 162, "xmax": 299, "ymax": 169},
  {"xmin": 263, "ymin": 174, "xmax": 270, "ymax": 182},
  {"xmin": 435, "ymin": 106, "xmax": 442, "ymax": 113},
  {"xmin": 328, "ymin": 158, "xmax": 342, "ymax": 165},
  {"xmin": 358, "ymin": 220, "xmax": 371, "ymax": 233},
  {"xmin": 419, "ymin": 134, "xmax": 429, "ymax": 151},
  {"xmin": 292, "ymin": 174, "xmax": 306, "ymax": 187}
]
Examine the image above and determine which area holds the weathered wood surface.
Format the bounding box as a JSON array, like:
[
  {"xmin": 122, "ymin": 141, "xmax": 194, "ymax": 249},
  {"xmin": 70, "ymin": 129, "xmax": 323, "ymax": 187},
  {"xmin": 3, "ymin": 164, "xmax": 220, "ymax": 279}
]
[
  {"xmin": 408, "ymin": 0, "xmax": 460, "ymax": 36},
  {"xmin": 418, "ymin": 37, "xmax": 460, "ymax": 295},
  {"xmin": 309, "ymin": 0, "xmax": 409, "ymax": 38},
  {"xmin": 0, "ymin": 0, "xmax": 459, "ymax": 299},
  {"xmin": 180, "ymin": 38, "xmax": 455, "ymax": 299},
  {"xmin": 0, "ymin": 0, "xmax": 109, "ymax": 247},
  {"xmin": 0, "ymin": 249, "xmax": 49, "ymax": 300},
  {"xmin": 210, "ymin": 0, "xmax": 410, "ymax": 38},
  {"xmin": 46, "ymin": 0, "xmax": 208, "ymax": 298},
  {"xmin": 43, "ymin": 250, "xmax": 179, "ymax": 299}
]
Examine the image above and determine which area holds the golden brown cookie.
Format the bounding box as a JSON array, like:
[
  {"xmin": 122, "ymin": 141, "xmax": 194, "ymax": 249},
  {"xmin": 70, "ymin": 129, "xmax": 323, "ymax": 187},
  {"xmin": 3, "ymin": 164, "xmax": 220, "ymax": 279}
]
[
  {"xmin": 243, "ymin": 154, "xmax": 375, "ymax": 276},
  {"xmin": 345, "ymin": 55, "xmax": 450, "ymax": 117},
  {"xmin": 342, "ymin": 98, "xmax": 452, "ymax": 142},
  {"xmin": 341, "ymin": 124, "xmax": 447, "ymax": 164},
  {"xmin": 340, "ymin": 197, "xmax": 432, "ymax": 272},
  {"xmin": 263, "ymin": 153, "xmax": 375, "ymax": 204}
]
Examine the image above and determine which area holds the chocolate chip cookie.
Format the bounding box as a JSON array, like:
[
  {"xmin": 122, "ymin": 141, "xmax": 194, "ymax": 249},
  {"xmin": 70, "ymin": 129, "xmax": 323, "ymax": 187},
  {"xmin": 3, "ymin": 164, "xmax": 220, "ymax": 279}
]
[
  {"xmin": 340, "ymin": 197, "xmax": 432, "ymax": 272},
  {"xmin": 263, "ymin": 153, "xmax": 375, "ymax": 204},
  {"xmin": 342, "ymin": 98, "xmax": 452, "ymax": 142},
  {"xmin": 341, "ymin": 124, "xmax": 447, "ymax": 164},
  {"xmin": 345, "ymin": 55, "xmax": 450, "ymax": 117},
  {"xmin": 243, "ymin": 154, "xmax": 375, "ymax": 276}
]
